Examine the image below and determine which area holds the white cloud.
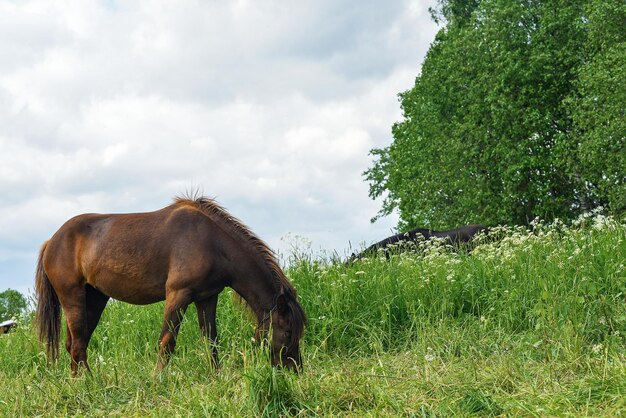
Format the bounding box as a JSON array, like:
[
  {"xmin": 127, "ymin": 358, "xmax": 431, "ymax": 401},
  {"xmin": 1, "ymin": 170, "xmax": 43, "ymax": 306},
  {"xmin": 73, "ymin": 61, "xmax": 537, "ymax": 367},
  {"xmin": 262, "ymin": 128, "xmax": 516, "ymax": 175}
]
[{"xmin": 0, "ymin": 0, "xmax": 439, "ymax": 293}]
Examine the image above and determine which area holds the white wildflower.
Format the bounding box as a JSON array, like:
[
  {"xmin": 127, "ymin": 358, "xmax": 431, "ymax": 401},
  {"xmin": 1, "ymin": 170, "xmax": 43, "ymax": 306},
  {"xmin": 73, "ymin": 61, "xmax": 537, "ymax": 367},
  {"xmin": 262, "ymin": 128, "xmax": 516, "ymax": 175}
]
[{"xmin": 424, "ymin": 347, "xmax": 436, "ymax": 362}]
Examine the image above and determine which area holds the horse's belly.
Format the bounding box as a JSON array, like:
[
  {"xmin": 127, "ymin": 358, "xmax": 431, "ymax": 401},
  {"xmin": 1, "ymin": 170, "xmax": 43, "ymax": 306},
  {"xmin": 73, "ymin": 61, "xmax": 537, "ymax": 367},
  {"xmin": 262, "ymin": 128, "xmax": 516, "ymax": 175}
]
[{"xmin": 88, "ymin": 273, "xmax": 166, "ymax": 305}]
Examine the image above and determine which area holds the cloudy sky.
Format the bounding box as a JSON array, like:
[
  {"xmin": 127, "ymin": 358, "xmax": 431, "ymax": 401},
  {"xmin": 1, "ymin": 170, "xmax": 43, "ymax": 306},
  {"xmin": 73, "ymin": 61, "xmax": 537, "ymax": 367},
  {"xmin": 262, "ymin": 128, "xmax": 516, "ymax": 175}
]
[{"xmin": 0, "ymin": 0, "xmax": 439, "ymax": 295}]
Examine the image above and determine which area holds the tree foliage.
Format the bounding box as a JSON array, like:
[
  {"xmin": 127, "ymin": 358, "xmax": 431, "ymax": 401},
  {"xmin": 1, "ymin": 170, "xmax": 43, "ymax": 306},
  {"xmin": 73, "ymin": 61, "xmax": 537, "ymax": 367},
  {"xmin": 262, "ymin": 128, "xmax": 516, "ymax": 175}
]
[
  {"xmin": 0, "ymin": 289, "xmax": 27, "ymax": 320},
  {"xmin": 366, "ymin": 0, "xmax": 626, "ymax": 229},
  {"xmin": 566, "ymin": 1, "xmax": 626, "ymax": 213}
]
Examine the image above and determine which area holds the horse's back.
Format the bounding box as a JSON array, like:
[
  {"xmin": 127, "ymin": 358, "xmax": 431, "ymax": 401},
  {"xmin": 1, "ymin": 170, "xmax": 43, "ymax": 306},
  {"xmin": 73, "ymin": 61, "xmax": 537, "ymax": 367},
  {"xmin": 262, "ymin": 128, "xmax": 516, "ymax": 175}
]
[
  {"xmin": 431, "ymin": 224, "xmax": 488, "ymax": 243},
  {"xmin": 42, "ymin": 207, "xmax": 195, "ymax": 303},
  {"xmin": 455, "ymin": 224, "xmax": 488, "ymax": 240}
]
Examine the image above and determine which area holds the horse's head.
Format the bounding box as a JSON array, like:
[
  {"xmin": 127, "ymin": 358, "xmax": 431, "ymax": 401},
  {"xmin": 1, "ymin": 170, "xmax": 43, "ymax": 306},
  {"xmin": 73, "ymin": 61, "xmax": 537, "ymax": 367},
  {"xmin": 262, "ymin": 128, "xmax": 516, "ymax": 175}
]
[{"xmin": 256, "ymin": 292, "xmax": 306, "ymax": 371}]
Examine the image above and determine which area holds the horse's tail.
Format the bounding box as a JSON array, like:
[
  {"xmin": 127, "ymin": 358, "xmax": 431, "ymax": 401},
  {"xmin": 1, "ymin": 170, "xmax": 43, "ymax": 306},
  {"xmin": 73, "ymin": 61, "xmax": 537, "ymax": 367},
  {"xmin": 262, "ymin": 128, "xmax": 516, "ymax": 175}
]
[{"xmin": 35, "ymin": 241, "xmax": 61, "ymax": 362}]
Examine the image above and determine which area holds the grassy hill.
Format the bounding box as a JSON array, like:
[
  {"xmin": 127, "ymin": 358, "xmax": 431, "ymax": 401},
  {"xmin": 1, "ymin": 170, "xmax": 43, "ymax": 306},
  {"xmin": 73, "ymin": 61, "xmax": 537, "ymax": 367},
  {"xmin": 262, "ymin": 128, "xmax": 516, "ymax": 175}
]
[{"xmin": 1, "ymin": 213, "xmax": 625, "ymax": 416}]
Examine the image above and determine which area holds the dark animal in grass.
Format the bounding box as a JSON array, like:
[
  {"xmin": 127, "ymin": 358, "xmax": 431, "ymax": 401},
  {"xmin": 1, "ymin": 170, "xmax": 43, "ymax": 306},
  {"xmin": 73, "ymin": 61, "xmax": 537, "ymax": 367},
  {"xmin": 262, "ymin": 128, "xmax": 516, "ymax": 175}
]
[
  {"xmin": 35, "ymin": 196, "xmax": 306, "ymax": 375},
  {"xmin": 349, "ymin": 224, "xmax": 488, "ymax": 262}
]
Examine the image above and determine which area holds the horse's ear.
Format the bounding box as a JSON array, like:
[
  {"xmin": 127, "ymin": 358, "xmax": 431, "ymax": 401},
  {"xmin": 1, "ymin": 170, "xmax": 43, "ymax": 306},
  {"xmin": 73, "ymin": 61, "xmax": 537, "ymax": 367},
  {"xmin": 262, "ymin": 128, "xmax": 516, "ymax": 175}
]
[{"xmin": 277, "ymin": 293, "xmax": 287, "ymax": 314}]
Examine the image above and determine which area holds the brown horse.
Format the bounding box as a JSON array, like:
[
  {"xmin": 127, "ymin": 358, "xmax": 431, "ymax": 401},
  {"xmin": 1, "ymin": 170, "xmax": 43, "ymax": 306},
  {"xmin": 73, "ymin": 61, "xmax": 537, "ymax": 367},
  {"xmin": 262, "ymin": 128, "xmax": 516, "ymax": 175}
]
[{"xmin": 35, "ymin": 196, "xmax": 306, "ymax": 375}]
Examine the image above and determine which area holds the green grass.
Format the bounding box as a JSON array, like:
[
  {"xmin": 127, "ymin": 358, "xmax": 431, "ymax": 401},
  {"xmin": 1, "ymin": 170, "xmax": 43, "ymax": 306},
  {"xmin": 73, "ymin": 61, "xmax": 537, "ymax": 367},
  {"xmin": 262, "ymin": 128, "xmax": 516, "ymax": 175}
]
[{"xmin": 1, "ymin": 213, "xmax": 625, "ymax": 416}]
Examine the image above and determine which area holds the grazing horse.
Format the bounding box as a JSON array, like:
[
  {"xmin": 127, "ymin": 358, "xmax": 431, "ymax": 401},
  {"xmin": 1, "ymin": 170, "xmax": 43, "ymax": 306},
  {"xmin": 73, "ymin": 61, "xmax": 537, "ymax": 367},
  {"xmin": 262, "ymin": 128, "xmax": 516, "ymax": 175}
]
[
  {"xmin": 350, "ymin": 224, "xmax": 488, "ymax": 261},
  {"xmin": 35, "ymin": 196, "xmax": 306, "ymax": 375}
]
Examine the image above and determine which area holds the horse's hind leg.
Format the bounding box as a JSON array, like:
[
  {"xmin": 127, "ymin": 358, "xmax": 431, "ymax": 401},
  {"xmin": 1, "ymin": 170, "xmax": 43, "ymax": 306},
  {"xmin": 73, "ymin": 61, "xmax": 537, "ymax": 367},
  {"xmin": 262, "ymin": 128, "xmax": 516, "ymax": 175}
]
[
  {"xmin": 65, "ymin": 322, "xmax": 72, "ymax": 355},
  {"xmin": 84, "ymin": 284, "xmax": 110, "ymax": 341},
  {"xmin": 56, "ymin": 284, "xmax": 91, "ymax": 375},
  {"xmin": 196, "ymin": 294, "xmax": 219, "ymax": 369},
  {"xmin": 64, "ymin": 286, "xmax": 109, "ymax": 358},
  {"xmin": 156, "ymin": 289, "xmax": 191, "ymax": 371}
]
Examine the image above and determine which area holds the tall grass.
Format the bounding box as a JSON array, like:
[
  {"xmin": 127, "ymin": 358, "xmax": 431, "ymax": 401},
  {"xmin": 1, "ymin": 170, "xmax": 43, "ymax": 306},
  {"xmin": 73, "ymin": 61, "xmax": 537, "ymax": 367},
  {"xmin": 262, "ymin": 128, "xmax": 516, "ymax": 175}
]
[{"xmin": 1, "ymin": 212, "xmax": 625, "ymax": 416}]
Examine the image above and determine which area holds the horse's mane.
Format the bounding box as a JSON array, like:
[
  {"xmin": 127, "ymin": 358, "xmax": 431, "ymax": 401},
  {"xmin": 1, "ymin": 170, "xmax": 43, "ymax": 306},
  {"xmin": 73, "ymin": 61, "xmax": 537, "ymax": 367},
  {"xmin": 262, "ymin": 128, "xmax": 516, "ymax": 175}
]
[
  {"xmin": 173, "ymin": 195, "xmax": 306, "ymax": 342},
  {"xmin": 174, "ymin": 194, "xmax": 291, "ymax": 291}
]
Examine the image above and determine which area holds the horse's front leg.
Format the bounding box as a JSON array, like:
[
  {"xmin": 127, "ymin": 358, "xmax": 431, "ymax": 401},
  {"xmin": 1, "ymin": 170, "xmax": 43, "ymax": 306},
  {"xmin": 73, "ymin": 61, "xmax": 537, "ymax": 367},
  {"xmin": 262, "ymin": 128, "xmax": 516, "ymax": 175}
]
[
  {"xmin": 195, "ymin": 294, "xmax": 219, "ymax": 369},
  {"xmin": 156, "ymin": 289, "xmax": 191, "ymax": 371}
]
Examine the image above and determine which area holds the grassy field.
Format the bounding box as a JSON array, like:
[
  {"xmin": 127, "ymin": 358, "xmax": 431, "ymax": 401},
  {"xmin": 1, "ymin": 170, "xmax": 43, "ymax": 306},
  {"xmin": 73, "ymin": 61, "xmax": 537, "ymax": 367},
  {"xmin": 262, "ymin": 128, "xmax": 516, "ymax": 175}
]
[{"xmin": 1, "ymin": 213, "xmax": 625, "ymax": 416}]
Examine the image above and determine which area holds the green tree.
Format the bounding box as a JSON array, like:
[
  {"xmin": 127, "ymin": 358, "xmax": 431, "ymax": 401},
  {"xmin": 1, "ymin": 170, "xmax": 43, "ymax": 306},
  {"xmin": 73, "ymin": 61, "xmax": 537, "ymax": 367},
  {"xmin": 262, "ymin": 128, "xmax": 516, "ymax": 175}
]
[
  {"xmin": 0, "ymin": 289, "xmax": 27, "ymax": 320},
  {"xmin": 366, "ymin": 0, "xmax": 625, "ymax": 229},
  {"xmin": 428, "ymin": 0, "xmax": 481, "ymax": 26},
  {"xmin": 565, "ymin": 0, "xmax": 626, "ymax": 213}
]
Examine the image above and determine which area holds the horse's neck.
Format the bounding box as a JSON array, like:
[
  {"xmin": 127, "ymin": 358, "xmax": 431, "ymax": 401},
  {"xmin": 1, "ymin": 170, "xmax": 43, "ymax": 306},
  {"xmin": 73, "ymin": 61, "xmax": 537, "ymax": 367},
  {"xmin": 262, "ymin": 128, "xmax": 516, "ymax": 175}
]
[
  {"xmin": 229, "ymin": 262, "xmax": 279, "ymax": 319},
  {"xmin": 208, "ymin": 227, "xmax": 280, "ymax": 317}
]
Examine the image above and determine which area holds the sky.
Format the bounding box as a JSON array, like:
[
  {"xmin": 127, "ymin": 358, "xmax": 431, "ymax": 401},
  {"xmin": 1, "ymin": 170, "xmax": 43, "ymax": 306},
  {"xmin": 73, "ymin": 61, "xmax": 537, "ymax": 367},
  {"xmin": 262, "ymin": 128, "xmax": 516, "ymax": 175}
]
[{"xmin": 0, "ymin": 0, "xmax": 439, "ymax": 296}]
